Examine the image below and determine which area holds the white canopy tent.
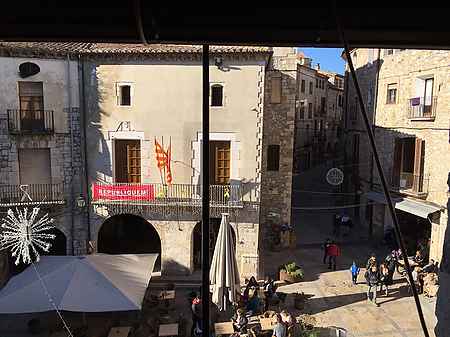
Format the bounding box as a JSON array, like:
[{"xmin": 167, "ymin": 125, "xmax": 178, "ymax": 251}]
[
  {"xmin": 0, "ymin": 254, "xmax": 158, "ymax": 313},
  {"xmin": 210, "ymin": 213, "xmax": 240, "ymax": 311}
]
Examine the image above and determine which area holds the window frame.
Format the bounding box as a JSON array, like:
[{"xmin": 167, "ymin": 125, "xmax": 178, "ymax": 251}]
[
  {"xmin": 301, "ymin": 79, "xmax": 305, "ymax": 93},
  {"xmin": 386, "ymin": 83, "xmax": 398, "ymax": 104},
  {"xmin": 116, "ymin": 82, "xmax": 134, "ymax": 107},
  {"xmin": 267, "ymin": 144, "xmax": 280, "ymax": 171},
  {"xmin": 309, "ymin": 81, "xmax": 313, "ymax": 95},
  {"xmin": 210, "ymin": 83, "xmax": 225, "ymax": 107}
]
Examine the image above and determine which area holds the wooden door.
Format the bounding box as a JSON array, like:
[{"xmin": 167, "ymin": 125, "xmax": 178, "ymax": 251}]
[
  {"xmin": 114, "ymin": 140, "xmax": 141, "ymax": 183},
  {"xmin": 127, "ymin": 142, "xmax": 141, "ymax": 183},
  {"xmin": 392, "ymin": 138, "xmax": 402, "ymax": 187},
  {"xmin": 209, "ymin": 141, "xmax": 230, "ymax": 185}
]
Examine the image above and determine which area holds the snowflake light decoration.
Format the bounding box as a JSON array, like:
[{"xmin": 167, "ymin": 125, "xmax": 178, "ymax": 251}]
[{"xmin": 0, "ymin": 207, "xmax": 55, "ymax": 265}]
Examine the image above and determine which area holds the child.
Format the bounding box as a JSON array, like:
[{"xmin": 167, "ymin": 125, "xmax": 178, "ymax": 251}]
[{"xmin": 350, "ymin": 261, "xmax": 360, "ymax": 285}]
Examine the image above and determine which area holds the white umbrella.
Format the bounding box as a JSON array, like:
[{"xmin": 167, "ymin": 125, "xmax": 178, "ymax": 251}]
[
  {"xmin": 0, "ymin": 254, "xmax": 158, "ymax": 313},
  {"xmin": 210, "ymin": 213, "xmax": 240, "ymax": 311}
]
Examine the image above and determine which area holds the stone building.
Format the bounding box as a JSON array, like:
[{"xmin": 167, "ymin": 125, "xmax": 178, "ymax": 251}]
[
  {"xmin": 0, "ymin": 43, "xmax": 296, "ymax": 281},
  {"xmin": 0, "ymin": 43, "xmax": 86, "ymax": 280},
  {"xmin": 342, "ymin": 48, "xmax": 449, "ymax": 266},
  {"xmin": 294, "ymin": 58, "xmax": 344, "ymax": 173}
]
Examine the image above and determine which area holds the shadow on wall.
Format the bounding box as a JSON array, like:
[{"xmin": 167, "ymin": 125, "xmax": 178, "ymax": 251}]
[
  {"xmin": 435, "ymin": 172, "xmax": 450, "ymax": 337},
  {"xmin": 162, "ymin": 259, "xmax": 191, "ymax": 277},
  {"xmin": 83, "ymin": 61, "xmax": 112, "ymax": 185}
]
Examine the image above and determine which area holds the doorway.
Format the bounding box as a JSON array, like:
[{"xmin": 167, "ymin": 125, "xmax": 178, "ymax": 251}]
[
  {"xmin": 192, "ymin": 218, "xmax": 236, "ymax": 270},
  {"xmin": 209, "ymin": 141, "xmax": 231, "ymax": 185},
  {"xmin": 97, "ymin": 214, "xmax": 161, "ymax": 271},
  {"xmin": 114, "ymin": 139, "xmax": 141, "ymax": 183}
]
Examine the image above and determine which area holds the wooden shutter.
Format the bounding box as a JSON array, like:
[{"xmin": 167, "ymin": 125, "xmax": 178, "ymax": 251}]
[
  {"xmin": 127, "ymin": 141, "xmax": 141, "ymax": 183},
  {"xmin": 115, "ymin": 140, "xmax": 141, "ymax": 183},
  {"xmin": 210, "ymin": 141, "xmax": 230, "ymax": 185},
  {"xmin": 19, "ymin": 149, "xmax": 51, "ymax": 184},
  {"xmin": 413, "ymin": 138, "xmax": 425, "ymax": 192},
  {"xmin": 392, "ymin": 138, "xmax": 402, "ymax": 186}
]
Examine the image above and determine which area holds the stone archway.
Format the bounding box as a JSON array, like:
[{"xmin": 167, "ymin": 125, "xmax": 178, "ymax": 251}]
[
  {"xmin": 192, "ymin": 218, "xmax": 236, "ymax": 271},
  {"xmin": 97, "ymin": 213, "xmax": 161, "ymax": 271}
]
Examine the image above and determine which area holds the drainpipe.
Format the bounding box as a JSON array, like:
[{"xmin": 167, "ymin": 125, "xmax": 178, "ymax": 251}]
[
  {"xmin": 79, "ymin": 56, "xmax": 92, "ymax": 244},
  {"xmin": 67, "ymin": 54, "xmax": 75, "ymax": 255},
  {"xmin": 368, "ymin": 48, "xmax": 381, "ymax": 238}
]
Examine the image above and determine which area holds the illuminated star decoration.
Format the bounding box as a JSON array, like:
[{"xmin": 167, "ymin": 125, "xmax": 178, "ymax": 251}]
[{"xmin": 0, "ymin": 207, "xmax": 55, "ymax": 265}]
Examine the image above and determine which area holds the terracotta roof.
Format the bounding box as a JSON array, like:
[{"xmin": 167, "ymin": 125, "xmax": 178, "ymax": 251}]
[{"xmin": 0, "ymin": 42, "xmax": 270, "ymax": 56}]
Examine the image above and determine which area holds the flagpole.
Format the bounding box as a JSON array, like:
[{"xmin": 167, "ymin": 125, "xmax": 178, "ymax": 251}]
[
  {"xmin": 156, "ymin": 137, "xmax": 165, "ymax": 186},
  {"xmin": 162, "ymin": 135, "xmax": 166, "ymax": 185}
]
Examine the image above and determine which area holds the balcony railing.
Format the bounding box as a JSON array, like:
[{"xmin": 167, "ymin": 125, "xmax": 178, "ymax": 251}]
[
  {"xmin": 0, "ymin": 183, "xmax": 65, "ymax": 206},
  {"xmin": 407, "ymin": 96, "xmax": 437, "ymax": 120},
  {"xmin": 392, "ymin": 172, "xmax": 429, "ymax": 196},
  {"xmin": 7, "ymin": 109, "xmax": 55, "ymax": 134},
  {"xmin": 92, "ymin": 183, "xmax": 244, "ymax": 208}
]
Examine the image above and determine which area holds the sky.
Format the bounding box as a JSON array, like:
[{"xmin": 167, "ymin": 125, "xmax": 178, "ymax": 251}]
[{"xmin": 298, "ymin": 48, "xmax": 345, "ymax": 74}]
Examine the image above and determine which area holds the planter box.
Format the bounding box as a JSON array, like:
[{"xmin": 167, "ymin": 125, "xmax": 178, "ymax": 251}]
[{"xmin": 279, "ymin": 270, "xmax": 302, "ymax": 283}]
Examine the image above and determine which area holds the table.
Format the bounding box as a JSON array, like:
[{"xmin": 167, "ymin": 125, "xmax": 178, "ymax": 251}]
[
  {"xmin": 107, "ymin": 326, "xmax": 131, "ymax": 337},
  {"xmin": 159, "ymin": 323, "xmax": 179, "ymax": 337},
  {"xmin": 214, "ymin": 322, "xmax": 234, "ymax": 335},
  {"xmin": 259, "ymin": 317, "xmax": 276, "ymax": 331},
  {"xmin": 159, "ymin": 290, "xmax": 176, "ymax": 300}
]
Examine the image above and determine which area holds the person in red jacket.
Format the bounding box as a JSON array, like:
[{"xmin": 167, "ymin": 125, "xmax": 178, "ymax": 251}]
[{"xmin": 326, "ymin": 241, "xmax": 341, "ymax": 271}]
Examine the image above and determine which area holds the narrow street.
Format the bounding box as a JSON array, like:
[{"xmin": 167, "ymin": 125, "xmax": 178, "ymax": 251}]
[{"xmin": 263, "ymin": 163, "xmax": 438, "ymax": 337}]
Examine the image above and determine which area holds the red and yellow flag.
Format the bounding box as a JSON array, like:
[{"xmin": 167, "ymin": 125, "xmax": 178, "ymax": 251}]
[{"xmin": 154, "ymin": 137, "xmax": 173, "ymax": 185}]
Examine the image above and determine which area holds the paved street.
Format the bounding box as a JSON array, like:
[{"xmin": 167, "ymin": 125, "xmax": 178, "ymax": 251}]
[{"xmin": 263, "ymin": 163, "xmax": 438, "ymax": 336}]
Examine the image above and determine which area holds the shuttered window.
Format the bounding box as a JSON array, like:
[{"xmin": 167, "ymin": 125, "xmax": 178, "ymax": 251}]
[
  {"xmin": 19, "ymin": 148, "xmax": 51, "ymax": 184},
  {"xmin": 211, "ymin": 84, "xmax": 224, "ymax": 107}
]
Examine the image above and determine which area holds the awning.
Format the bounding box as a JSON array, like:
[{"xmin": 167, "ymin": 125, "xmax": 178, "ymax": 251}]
[{"xmin": 366, "ymin": 191, "xmax": 442, "ymax": 219}]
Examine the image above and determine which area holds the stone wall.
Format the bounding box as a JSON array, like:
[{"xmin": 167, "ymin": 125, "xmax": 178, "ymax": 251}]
[{"xmin": 260, "ymin": 49, "xmax": 296, "ymax": 256}]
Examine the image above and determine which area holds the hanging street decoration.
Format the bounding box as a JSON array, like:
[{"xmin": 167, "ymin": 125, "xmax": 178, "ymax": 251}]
[
  {"xmin": 326, "ymin": 167, "xmax": 344, "ymax": 186},
  {"xmin": 0, "ymin": 207, "xmax": 55, "ymax": 265}
]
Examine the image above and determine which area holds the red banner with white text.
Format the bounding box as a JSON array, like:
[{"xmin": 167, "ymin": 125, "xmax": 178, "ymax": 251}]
[{"xmin": 92, "ymin": 184, "xmax": 155, "ymax": 201}]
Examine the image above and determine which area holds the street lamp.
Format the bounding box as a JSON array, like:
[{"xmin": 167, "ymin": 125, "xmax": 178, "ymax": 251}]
[{"xmin": 76, "ymin": 195, "xmax": 86, "ymax": 208}]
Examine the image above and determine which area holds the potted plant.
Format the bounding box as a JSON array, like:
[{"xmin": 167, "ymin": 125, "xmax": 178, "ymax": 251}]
[{"xmin": 279, "ymin": 262, "xmax": 304, "ymax": 283}]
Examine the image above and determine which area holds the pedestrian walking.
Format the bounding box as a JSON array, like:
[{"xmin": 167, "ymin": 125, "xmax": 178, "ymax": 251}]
[
  {"xmin": 322, "ymin": 238, "xmax": 331, "ymax": 264},
  {"xmin": 350, "ymin": 261, "xmax": 360, "ymax": 285},
  {"xmin": 191, "ymin": 293, "xmax": 202, "ymax": 337},
  {"xmin": 365, "ymin": 265, "xmax": 380, "ymax": 306},
  {"xmin": 333, "ymin": 214, "xmax": 341, "ymax": 237},
  {"xmin": 379, "ymin": 263, "xmax": 392, "ymax": 296},
  {"xmin": 366, "ymin": 253, "xmax": 377, "ymax": 270},
  {"xmin": 327, "ymin": 241, "xmax": 341, "ymax": 271}
]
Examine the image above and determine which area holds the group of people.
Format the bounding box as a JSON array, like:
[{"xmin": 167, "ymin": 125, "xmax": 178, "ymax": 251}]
[
  {"xmin": 347, "ymin": 253, "xmax": 396, "ymax": 306},
  {"xmin": 333, "ymin": 213, "xmax": 353, "ymax": 237},
  {"xmin": 322, "ymin": 238, "xmax": 341, "ymax": 271}
]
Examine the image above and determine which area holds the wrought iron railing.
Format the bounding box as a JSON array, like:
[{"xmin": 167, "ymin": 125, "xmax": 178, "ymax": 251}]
[
  {"xmin": 92, "ymin": 183, "xmax": 243, "ymax": 207},
  {"xmin": 407, "ymin": 96, "xmax": 437, "ymax": 119},
  {"xmin": 7, "ymin": 109, "xmax": 55, "ymax": 134},
  {"xmin": 0, "ymin": 183, "xmax": 65, "ymax": 206},
  {"xmin": 392, "ymin": 172, "xmax": 429, "ymax": 195}
]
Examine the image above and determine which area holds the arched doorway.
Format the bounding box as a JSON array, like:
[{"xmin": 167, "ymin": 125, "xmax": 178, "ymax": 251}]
[
  {"xmin": 98, "ymin": 214, "xmax": 161, "ymax": 271},
  {"xmin": 192, "ymin": 218, "xmax": 236, "ymax": 270},
  {"xmin": 9, "ymin": 227, "xmax": 67, "ymax": 275},
  {"xmin": 46, "ymin": 228, "xmax": 67, "ymax": 255}
]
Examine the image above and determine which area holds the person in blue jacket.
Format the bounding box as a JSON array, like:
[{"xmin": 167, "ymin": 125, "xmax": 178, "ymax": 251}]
[{"xmin": 350, "ymin": 261, "xmax": 360, "ymax": 285}]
